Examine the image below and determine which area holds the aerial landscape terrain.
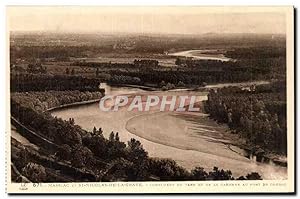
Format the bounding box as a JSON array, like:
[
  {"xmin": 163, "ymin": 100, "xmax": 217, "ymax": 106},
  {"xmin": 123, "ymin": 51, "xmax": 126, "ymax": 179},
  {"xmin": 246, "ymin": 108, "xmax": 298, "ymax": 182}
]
[{"xmin": 10, "ymin": 30, "xmax": 287, "ymax": 182}]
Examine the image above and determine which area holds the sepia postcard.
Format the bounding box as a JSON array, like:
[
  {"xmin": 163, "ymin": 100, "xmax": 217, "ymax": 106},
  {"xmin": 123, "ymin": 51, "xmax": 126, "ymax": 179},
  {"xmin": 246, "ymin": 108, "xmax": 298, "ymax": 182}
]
[{"xmin": 6, "ymin": 6, "xmax": 295, "ymax": 194}]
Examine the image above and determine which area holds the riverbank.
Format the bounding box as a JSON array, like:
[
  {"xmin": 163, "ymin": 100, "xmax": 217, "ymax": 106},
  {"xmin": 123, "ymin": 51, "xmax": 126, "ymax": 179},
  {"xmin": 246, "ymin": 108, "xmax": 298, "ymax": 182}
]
[
  {"xmin": 106, "ymin": 80, "xmax": 270, "ymax": 93},
  {"xmin": 46, "ymin": 98, "xmax": 101, "ymax": 112},
  {"xmin": 105, "ymin": 83, "xmax": 158, "ymax": 91}
]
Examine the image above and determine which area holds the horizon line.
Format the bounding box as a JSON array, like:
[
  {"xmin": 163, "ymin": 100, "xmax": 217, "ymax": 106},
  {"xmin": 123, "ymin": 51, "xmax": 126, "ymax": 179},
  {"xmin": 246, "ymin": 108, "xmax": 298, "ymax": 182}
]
[{"xmin": 10, "ymin": 30, "xmax": 286, "ymax": 36}]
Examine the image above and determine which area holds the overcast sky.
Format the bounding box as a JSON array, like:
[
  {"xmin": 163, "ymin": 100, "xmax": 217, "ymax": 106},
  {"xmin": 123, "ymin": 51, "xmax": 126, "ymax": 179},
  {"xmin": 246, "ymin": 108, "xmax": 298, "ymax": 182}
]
[{"xmin": 7, "ymin": 6, "xmax": 287, "ymax": 34}]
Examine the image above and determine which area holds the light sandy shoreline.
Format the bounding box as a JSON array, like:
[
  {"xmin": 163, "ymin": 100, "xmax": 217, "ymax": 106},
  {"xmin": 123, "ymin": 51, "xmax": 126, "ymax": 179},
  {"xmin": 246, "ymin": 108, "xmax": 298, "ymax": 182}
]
[{"xmin": 125, "ymin": 111, "xmax": 248, "ymax": 162}]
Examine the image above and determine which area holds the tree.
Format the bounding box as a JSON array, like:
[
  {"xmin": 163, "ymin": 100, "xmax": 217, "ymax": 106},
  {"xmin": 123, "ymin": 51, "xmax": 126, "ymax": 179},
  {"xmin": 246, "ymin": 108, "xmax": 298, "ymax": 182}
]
[
  {"xmin": 82, "ymin": 136, "xmax": 108, "ymax": 159},
  {"xmin": 41, "ymin": 65, "xmax": 47, "ymax": 74},
  {"xmin": 126, "ymin": 138, "xmax": 148, "ymax": 163},
  {"xmin": 93, "ymin": 126, "xmax": 97, "ymax": 135},
  {"xmin": 27, "ymin": 64, "xmax": 35, "ymax": 73},
  {"xmin": 98, "ymin": 127, "xmax": 103, "ymax": 136},
  {"xmin": 160, "ymin": 80, "xmax": 166, "ymax": 87},
  {"xmin": 246, "ymin": 172, "xmax": 262, "ymax": 180},
  {"xmin": 65, "ymin": 68, "xmax": 70, "ymax": 75},
  {"xmin": 177, "ymin": 81, "xmax": 185, "ymax": 87},
  {"xmin": 55, "ymin": 126, "xmax": 82, "ymax": 146},
  {"xmin": 166, "ymin": 83, "xmax": 175, "ymax": 90},
  {"xmin": 236, "ymin": 176, "xmax": 247, "ymax": 180},
  {"xmin": 91, "ymin": 126, "xmax": 103, "ymax": 137},
  {"xmin": 175, "ymin": 58, "xmax": 181, "ymax": 65},
  {"xmin": 109, "ymin": 131, "xmax": 115, "ymax": 141},
  {"xmin": 71, "ymin": 145, "xmax": 94, "ymax": 168},
  {"xmin": 207, "ymin": 167, "xmax": 234, "ymax": 180},
  {"xmin": 148, "ymin": 158, "xmax": 189, "ymax": 181},
  {"xmin": 16, "ymin": 148, "xmax": 31, "ymax": 169},
  {"xmin": 115, "ymin": 132, "xmax": 120, "ymax": 141},
  {"xmin": 22, "ymin": 162, "xmax": 47, "ymax": 182},
  {"xmin": 69, "ymin": 118, "xmax": 75, "ymax": 125},
  {"xmin": 191, "ymin": 167, "xmax": 208, "ymax": 180},
  {"xmin": 205, "ymin": 84, "xmax": 286, "ymax": 153},
  {"xmin": 102, "ymin": 158, "xmax": 134, "ymax": 181},
  {"xmin": 56, "ymin": 144, "xmax": 72, "ymax": 161}
]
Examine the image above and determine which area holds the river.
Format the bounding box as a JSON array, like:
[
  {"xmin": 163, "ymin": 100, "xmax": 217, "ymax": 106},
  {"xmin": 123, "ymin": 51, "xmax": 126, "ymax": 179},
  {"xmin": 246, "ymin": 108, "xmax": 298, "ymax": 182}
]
[
  {"xmin": 168, "ymin": 49, "xmax": 233, "ymax": 62},
  {"xmin": 51, "ymin": 83, "xmax": 287, "ymax": 180}
]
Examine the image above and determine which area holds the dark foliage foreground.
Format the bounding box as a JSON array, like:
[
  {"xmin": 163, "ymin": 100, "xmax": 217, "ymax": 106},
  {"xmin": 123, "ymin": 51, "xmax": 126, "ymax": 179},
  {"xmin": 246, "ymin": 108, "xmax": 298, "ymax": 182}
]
[
  {"xmin": 205, "ymin": 81, "xmax": 287, "ymax": 154},
  {"xmin": 11, "ymin": 90, "xmax": 262, "ymax": 182}
]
